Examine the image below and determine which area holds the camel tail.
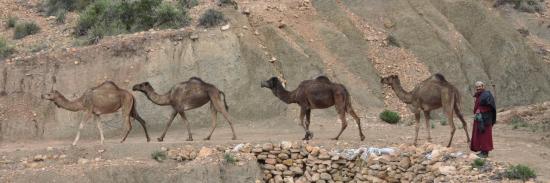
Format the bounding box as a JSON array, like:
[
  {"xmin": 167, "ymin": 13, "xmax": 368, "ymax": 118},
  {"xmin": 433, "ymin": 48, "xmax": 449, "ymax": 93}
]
[
  {"xmin": 220, "ymin": 91, "xmax": 229, "ymax": 111},
  {"xmin": 434, "ymin": 73, "xmax": 448, "ymax": 83}
]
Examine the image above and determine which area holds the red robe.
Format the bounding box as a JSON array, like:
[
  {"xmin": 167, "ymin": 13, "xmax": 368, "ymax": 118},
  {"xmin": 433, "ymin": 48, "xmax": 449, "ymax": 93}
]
[{"xmin": 470, "ymin": 91, "xmax": 494, "ymax": 152}]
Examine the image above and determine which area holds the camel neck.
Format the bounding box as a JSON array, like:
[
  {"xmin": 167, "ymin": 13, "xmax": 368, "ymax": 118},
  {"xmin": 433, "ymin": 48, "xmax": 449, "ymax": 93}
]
[
  {"xmin": 390, "ymin": 80, "xmax": 413, "ymax": 104},
  {"xmin": 273, "ymin": 84, "xmax": 295, "ymax": 104},
  {"xmin": 54, "ymin": 94, "xmax": 85, "ymax": 111},
  {"xmin": 142, "ymin": 88, "xmax": 171, "ymax": 106}
]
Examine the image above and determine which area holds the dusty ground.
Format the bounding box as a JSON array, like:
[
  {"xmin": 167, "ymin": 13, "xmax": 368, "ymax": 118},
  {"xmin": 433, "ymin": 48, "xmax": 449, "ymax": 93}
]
[{"xmin": 1, "ymin": 115, "xmax": 549, "ymax": 182}]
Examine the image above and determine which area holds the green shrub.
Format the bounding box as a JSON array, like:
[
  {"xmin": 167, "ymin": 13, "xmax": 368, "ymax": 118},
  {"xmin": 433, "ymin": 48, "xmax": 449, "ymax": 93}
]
[
  {"xmin": 494, "ymin": 0, "xmax": 544, "ymax": 13},
  {"xmin": 0, "ymin": 38, "xmax": 15, "ymax": 59},
  {"xmin": 198, "ymin": 9, "xmax": 225, "ymax": 28},
  {"xmin": 55, "ymin": 9, "xmax": 67, "ymax": 24},
  {"xmin": 6, "ymin": 16, "xmax": 17, "ymax": 28},
  {"xmin": 439, "ymin": 113, "xmax": 448, "ymax": 126},
  {"xmin": 178, "ymin": 0, "xmax": 198, "ymax": 9},
  {"xmin": 379, "ymin": 110, "xmax": 401, "ymax": 124},
  {"xmin": 472, "ymin": 158, "xmax": 486, "ymax": 169},
  {"xmin": 151, "ymin": 151, "xmax": 167, "ymax": 162},
  {"xmin": 42, "ymin": 0, "xmax": 93, "ymax": 16},
  {"xmin": 224, "ymin": 153, "xmax": 237, "ymax": 164},
  {"xmin": 155, "ymin": 2, "xmax": 190, "ymax": 29},
  {"xmin": 75, "ymin": 0, "xmax": 189, "ymax": 43},
  {"xmin": 505, "ymin": 164, "xmax": 536, "ymax": 181},
  {"xmin": 14, "ymin": 22, "xmax": 40, "ymax": 39}
]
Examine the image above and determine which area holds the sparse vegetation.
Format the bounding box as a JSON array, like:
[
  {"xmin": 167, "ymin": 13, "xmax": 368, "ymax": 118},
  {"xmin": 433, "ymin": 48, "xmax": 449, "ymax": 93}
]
[
  {"xmin": 75, "ymin": 0, "xmax": 190, "ymax": 44},
  {"xmin": 439, "ymin": 113, "xmax": 448, "ymax": 126},
  {"xmin": 6, "ymin": 16, "xmax": 17, "ymax": 28},
  {"xmin": 472, "ymin": 158, "xmax": 486, "ymax": 169},
  {"xmin": 151, "ymin": 151, "xmax": 167, "ymax": 162},
  {"xmin": 41, "ymin": 0, "xmax": 93, "ymax": 16},
  {"xmin": 510, "ymin": 116, "xmax": 528, "ymax": 130},
  {"xmin": 224, "ymin": 152, "xmax": 237, "ymax": 164},
  {"xmin": 55, "ymin": 9, "xmax": 67, "ymax": 24},
  {"xmin": 178, "ymin": 0, "xmax": 198, "ymax": 9},
  {"xmin": 494, "ymin": 0, "xmax": 545, "ymax": 13},
  {"xmin": 30, "ymin": 43, "xmax": 48, "ymax": 53},
  {"xmin": 14, "ymin": 22, "xmax": 41, "ymax": 39},
  {"xmin": 387, "ymin": 35, "xmax": 400, "ymax": 47},
  {"xmin": 198, "ymin": 9, "xmax": 225, "ymax": 28},
  {"xmin": 505, "ymin": 164, "xmax": 536, "ymax": 181},
  {"xmin": 0, "ymin": 38, "xmax": 15, "ymax": 59},
  {"xmin": 379, "ymin": 110, "xmax": 401, "ymax": 124}
]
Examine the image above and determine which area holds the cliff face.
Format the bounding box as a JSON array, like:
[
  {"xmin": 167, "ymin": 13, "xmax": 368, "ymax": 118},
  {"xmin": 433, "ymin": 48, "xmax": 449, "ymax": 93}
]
[{"xmin": 1, "ymin": 0, "xmax": 548, "ymax": 141}]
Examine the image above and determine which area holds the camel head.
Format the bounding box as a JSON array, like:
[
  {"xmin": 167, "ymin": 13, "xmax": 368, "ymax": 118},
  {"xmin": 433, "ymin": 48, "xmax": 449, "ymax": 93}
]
[
  {"xmin": 41, "ymin": 90, "xmax": 62, "ymax": 101},
  {"xmin": 132, "ymin": 82, "xmax": 153, "ymax": 92},
  {"xmin": 380, "ymin": 75, "xmax": 399, "ymax": 85},
  {"xmin": 261, "ymin": 77, "xmax": 282, "ymax": 89}
]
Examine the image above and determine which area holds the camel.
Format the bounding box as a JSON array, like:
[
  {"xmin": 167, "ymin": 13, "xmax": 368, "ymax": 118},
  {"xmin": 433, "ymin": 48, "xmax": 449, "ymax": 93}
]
[
  {"xmin": 41, "ymin": 81, "xmax": 151, "ymax": 146},
  {"xmin": 380, "ymin": 73, "xmax": 470, "ymax": 147},
  {"xmin": 132, "ymin": 77, "xmax": 237, "ymax": 141},
  {"xmin": 261, "ymin": 76, "xmax": 365, "ymax": 141}
]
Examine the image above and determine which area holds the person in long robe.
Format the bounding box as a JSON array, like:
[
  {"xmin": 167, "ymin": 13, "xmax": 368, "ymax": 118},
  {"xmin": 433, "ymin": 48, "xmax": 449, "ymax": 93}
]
[{"xmin": 470, "ymin": 81, "xmax": 496, "ymax": 158}]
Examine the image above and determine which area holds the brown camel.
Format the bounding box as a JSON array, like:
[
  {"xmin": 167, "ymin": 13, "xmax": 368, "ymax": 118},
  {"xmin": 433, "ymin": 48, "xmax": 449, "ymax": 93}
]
[
  {"xmin": 132, "ymin": 77, "xmax": 237, "ymax": 141},
  {"xmin": 261, "ymin": 76, "xmax": 365, "ymax": 141},
  {"xmin": 41, "ymin": 81, "xmax": 151, "ymax": 146},
  {"xmin": 380, "ymin": 73, "xmax": 470, "ymax": 147}
]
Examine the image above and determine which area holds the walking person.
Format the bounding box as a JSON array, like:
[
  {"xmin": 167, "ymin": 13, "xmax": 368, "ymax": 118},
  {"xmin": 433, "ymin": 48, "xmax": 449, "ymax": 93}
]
[{"xmin": 470, "ymin": 81, "xmax": 496, "ymax": 158}]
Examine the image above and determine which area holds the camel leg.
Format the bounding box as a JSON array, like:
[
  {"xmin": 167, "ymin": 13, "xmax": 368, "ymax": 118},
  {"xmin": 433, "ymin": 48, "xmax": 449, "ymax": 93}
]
[
  {"xmin": 204, "ymin": 103, "xmax": 218, "ymax": 140},
  {"xmin": 178, "ymin": 112, "xmax": 193, "ymax": 141},
  {"xmin": 120, "ymin": 115, "xmax": 132, "ymax": 143},
  {"xmin": 332, "ymin": 111, "xmax": 348, "ymax": 140},
  {"xmin": 424, "ymin": 111, "xmax": 432, "ymax": 143},
  {"xmin": 94, "ymin": 115, "xmax": 104, "ymax": 145},
  {"xmin": 158, "ymin": 110, "xmax": 178, "ymax": 142},
  {"xmin": 348, "ymin": 108, "xmax": 364, "ymax": 141},
  {"xmin": 413, "ymin": 112, "xmax": 421, "ymax": 146},
  {"xmin": 454, "ymin": 107, "xmax": 471, "ymax": 143},
  {"xmin": 299, "ymin": 108, "xmax": 308, "ymax": 140},
  {"xmin": 73, "ymin": 112, "xmax": 93, "ymax": 146},
  {"xmin": 305, "ymin": 109, "xmax": 313, "ymax": 139},
  {"xmin": 446, "ymin": 107, "xmax": 456, "ymax": 147},
  {"xmin": 213, "ymin": 97, "xmax": 237, "ymax": 140},
  {"xmin": 131, "ymin": 110, "xmax": 151, "ymax": 142}
]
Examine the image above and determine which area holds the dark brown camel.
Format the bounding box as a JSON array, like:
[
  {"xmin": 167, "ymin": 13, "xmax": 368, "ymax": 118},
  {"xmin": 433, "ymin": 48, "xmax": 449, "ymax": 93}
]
[
  {"xmin": 41, "ymin": 81, "xmax": 151, "ymax": 146},
  {"xmin": 380, "ymin": 74, "xmax": 470, "ymax": 147},
  {"xmin": 132, "ymin": 77, "xmax": 237, "ymax": 141},
  {"xmin": 261, "ymin": 76, "xmax": 365, "ymax": 141}
]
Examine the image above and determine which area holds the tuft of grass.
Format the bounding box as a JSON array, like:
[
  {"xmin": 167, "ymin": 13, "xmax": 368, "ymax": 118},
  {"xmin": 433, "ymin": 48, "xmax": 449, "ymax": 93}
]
[
  {"xmin": 379, "ymin": 110, "xmax": 401, "ymax": 124},
  {"xmin": 198, "ymin": 9, "xmax": 225, "ymax": 28},
  {"xmin": 511, "ymin": 116, "xmax": 528, "ymax": 130},
  {"xmin": 55, "ymin": 9, "xmax": 67, "ymax": 24},
  {"xmin": 223, "ymin": 152, "xmax": 237, "ymax": 164},
  {"xmin": 6, "ymin": 16, "xmax": 17, "ymax": 28},
  {"xmin": 151, "ymin": 151, "xmax": 167, "ymax": 162},
  {"xmin": 505, "ymin": 164, "xmax": 536, "ymax": 181},
  {"xmin": 0, "ymin": 37, "xmax": 15, "ymax": 59},
  {"xmin": 472, "ymin": 158, "xmax": 486, "ymax": 169},
  {"xmin": 14, "ymin": 22, "xmax": 40, "ymax": 39},
  {"xmin": 439, "ymin": 113, "xmax": 448, "ymax": 126}
]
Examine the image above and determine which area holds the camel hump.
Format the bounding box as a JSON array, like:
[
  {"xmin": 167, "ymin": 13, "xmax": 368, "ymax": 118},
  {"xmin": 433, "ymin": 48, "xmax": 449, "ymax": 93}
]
[
  {"xmin": 434, "ymin": 73, "xmax": 448, "ymax": 83},
  {"xmin": 94, "ymin": 81, "xmax": 120, "ymax": 89},
  {"xmin": 315, "ymin": 76, "xmax": 331, "ymax": 83},
  {"xmin": 189, "ymin": 77, "xmax": 205, "ymax": 83}
]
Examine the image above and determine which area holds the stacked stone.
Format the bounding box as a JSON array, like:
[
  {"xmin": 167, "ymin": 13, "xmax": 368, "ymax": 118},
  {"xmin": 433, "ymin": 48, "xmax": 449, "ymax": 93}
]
[
  {"xmin": 167, "ymin": 145, "xmax": 197, "ymax": 161},
  {"xmin": 251, "ymin": 142, "xmax": 504, "ymax": 183}
]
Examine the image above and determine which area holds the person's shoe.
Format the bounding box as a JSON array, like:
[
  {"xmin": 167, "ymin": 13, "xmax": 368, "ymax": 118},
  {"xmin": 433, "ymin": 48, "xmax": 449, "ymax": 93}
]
[{"xmin": 476, "ymin": 152, "xmax": 488, "ymax": 158}]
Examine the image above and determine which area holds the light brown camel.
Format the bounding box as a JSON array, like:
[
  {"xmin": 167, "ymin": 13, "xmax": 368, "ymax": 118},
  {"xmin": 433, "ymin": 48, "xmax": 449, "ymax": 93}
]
[
  {"xmin": 380, "ymin": 73, "xmax": 470, "ymax": 147},
  {"xmin": 41, "ymin": 81, "xmax": 151, "ymax": 146},
  {"xmin": 261, "ymin": 76, "xmax": 365, "ymax": 141},
  {"xmin": 132, "ymin": 77, "xmax": 237, "ymax": 141}
]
